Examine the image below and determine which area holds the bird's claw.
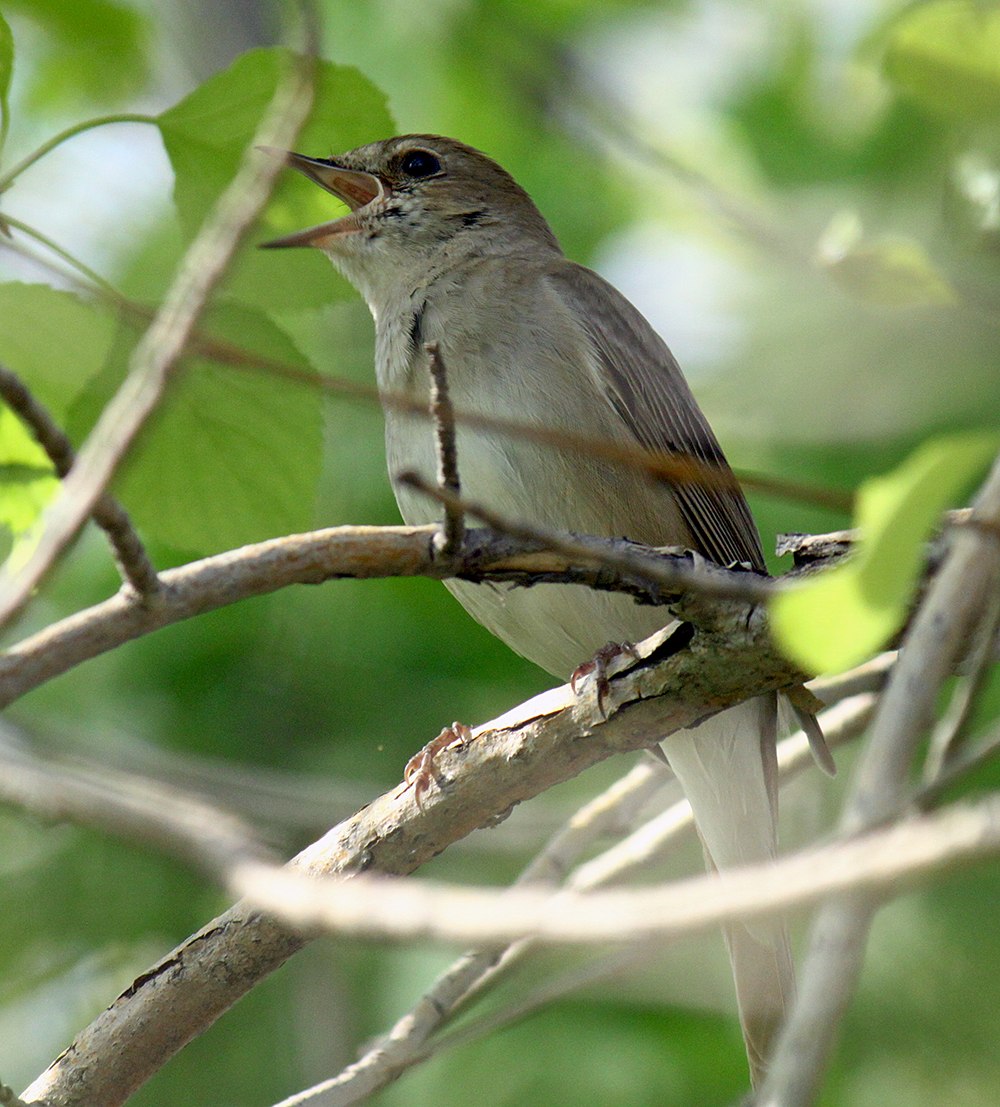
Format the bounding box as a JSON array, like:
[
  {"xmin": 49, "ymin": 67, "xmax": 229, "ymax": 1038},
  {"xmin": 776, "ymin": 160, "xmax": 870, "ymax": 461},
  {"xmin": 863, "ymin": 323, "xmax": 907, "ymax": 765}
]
[
  {"xmin": 404, "ymin": 721, "xmax": 472, "ymax": 805},
  {"xmin": 570, "ymin": 641, "xmax": 639, "ymax": 717}
]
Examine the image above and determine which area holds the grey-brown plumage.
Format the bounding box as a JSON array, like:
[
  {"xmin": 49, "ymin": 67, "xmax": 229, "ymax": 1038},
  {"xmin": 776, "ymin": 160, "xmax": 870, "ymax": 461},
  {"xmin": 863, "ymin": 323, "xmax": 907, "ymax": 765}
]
[{"xmin": 265, "ymin": 134, "xmax": 795, "ymax": 1085}]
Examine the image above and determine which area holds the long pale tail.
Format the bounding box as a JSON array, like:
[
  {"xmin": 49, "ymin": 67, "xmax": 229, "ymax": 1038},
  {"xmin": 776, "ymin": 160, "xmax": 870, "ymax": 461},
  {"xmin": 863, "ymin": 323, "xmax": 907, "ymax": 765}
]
[{"xmin": 660, "ymin": 694, "xmax": 794, "ymax": 1087}]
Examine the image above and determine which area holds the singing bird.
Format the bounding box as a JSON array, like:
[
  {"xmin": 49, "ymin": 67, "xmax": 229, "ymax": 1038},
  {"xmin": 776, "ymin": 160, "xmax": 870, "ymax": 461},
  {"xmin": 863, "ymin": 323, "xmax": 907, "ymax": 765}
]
[{"xmin": 264, "ymin": 135, "xmax": 807, "ymax": 1085}]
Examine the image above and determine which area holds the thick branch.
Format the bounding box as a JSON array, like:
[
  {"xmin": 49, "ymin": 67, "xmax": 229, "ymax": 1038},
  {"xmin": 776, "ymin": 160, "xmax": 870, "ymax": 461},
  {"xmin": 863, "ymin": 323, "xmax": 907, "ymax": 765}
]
[
  {"xmin": 0, "ymin": 525, "xmax": 781, "ymax": 709},
  {"xmin": 19, "ymin": 603, "xmax": 807, "ymax": 1107}
]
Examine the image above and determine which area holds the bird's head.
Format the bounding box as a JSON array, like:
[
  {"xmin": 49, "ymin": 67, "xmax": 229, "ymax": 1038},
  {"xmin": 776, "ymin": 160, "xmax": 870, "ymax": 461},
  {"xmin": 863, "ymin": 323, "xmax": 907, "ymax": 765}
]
[{"xmin": 260, "ymin": 135, "xmax": 560, "ymax": 305}]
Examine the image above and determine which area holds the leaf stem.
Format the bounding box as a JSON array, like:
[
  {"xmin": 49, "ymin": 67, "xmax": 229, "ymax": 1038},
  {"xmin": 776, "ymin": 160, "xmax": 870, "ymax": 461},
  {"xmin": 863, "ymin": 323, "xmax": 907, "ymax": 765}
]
[
  {"xmin": 0, "ymin": 112, "xmax": 156, "ymax": 194},
  {"xmin": 0, "ymin": 213, "xmax": 128, "ymax": 303}
]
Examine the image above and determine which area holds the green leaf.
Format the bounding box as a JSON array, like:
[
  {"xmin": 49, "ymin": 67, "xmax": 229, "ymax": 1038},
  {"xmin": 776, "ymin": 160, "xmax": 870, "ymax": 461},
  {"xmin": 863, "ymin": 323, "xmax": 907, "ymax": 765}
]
[
  {"xmin": 817, "ymin": 212, "xmax": 955, "ymax": 307},
  {"xmin": 157, "ymin": 47, "xmax": 394, "ymax": 312},
  {"xmin": 884, "ymin": 0, "xmax": 1000, "ymax": 119},
  {"xmin": 4, "ymin": 0, "xmax": 148, "ymax": 111},
  {"xmin": 67, "ymin": 303, "xmax": 323, "ymax": 553},
  {"xmin": 0, "ymin": 407, "xmax": 58, "ymax": 539},
  {"xmin": 772, "ymin": 432, "xmax": 1000, "ymax": 674},
  {"xmin": 0, "ymin": 283, "xmax": 116, "ymax": 418},
  {"xmin": 0, "ymin": 10, "xmax": 13, "ymax": 153}
]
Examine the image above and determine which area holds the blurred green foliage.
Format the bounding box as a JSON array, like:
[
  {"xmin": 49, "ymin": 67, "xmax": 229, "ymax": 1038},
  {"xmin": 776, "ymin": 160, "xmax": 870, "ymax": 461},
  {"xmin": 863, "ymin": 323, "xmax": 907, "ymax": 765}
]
[{"xmin": 0, "ymin": 1, "xmax": 999, "ymax": 1105}]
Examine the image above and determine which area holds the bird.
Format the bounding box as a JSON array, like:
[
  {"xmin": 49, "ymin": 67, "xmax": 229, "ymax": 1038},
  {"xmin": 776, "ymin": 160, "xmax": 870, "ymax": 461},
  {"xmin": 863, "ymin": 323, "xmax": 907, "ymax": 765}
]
[{"xmin": 263, "ymin": 134, "xmax": 806, "ymax": 1087}]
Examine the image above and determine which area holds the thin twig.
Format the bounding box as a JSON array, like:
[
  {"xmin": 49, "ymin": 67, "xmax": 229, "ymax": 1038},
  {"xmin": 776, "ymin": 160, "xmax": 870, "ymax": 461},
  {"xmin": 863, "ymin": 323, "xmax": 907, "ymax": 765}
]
[
  {"xmin": 808, "ymin": 652, "xmax": 897, "ymax": 705},
  {"xmin": 425, "ymin": 342, "xmax": 464, "ymax": 557},
  {"xmin": 230, "ymin": 790, "xmax": 1000, "ymax": 945},
  {"xmin": 397, "ymin": 470, "xmax": 774, "ymax": 605},
  {"xmin": 0, "ymin": 213, "xmax": 130, "ymax": 302},
  {"xmin": 0, "ymin": 113, "xmax": 157, "ymax": 194},
  {"xmin": 0, "ymin": 46, "xmax": 316, "ymax": 630},
  {"xmin": 922, "ymin": 586, "xmax": 1000, "ymax": 783},
  {"xmin": 0, "ymin": 363, "xmax": 160, "ymax": 598},
  {"xmin": 0, "ymin": 226, "xmax": 853, "ymax": 515},
  {"xmin": 916, "ymin": 715, "xmax": 1000, "ymax": 811}
]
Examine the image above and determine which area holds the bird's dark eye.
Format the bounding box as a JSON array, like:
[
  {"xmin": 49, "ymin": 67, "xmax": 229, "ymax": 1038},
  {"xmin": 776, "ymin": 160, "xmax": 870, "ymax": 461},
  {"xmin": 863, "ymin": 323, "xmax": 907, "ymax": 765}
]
[{"xmin": 399, "ymin": 150, "xmax": 441, "ymax": 179}]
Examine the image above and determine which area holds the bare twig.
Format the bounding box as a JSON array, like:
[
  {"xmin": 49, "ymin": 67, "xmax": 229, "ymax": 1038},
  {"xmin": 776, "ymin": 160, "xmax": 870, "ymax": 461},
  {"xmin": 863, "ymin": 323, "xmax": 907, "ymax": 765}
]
[
  {"xmin": 424, "ymin": 342, "xmax": 465, "ymax": 557},
  {"xmin": 397, "ymin": 471, "xmax": 774, "ymax": 605},
  {"xmin": 0, "ymin": 213, "xmax": 130, "ymax": 302},
  {"xmin": 0, "ymin": 224, "xmax": 852, "ymax": 515},
  {"xmin": 923, "ymin": 586, "xmax": 1000, "ymax": 782},
  {"xmin": 399, "ymin": 695, "xmax": 875, "ymax": 1089},
  {"xmin": 760, "ymin": 451, "xmax": 1000, "ymax": 1107},
  {"xmin": 0, "ymin": 113, "xmax": 157, "ymax": 194},
  {"xmin": 230, "ymin": 791, "xmax": 1000, "ymax": 945},
  {"xmin": 0, "ymin": 46, "xmax": 316, "ymax": 630},
  {"xmin": 0, "ymin": 524, "xmax": 781, "ymax": 710},
  {"xmin": 0, "ymin": 363, "xmax": 160, "ymax": 598},
  {"xmin": 916, "ymin": 715, "xmax": 1000, "ymax": 811},
  {"xmin": 808, "ymin": 652, "xmax": 897, "ymax": 705},
  {"xmin": 222, "ymin": 783, "xmax": 1000, "ymax": 1105},
  {"xmin": 442, "ymin": 693, "xmax": 872, "ymax": 1017}
]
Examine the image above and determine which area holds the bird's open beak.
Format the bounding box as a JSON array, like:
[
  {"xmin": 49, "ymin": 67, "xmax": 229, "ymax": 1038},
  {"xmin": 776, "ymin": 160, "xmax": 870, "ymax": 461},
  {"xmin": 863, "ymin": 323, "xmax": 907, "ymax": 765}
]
[{"xmin": 258, "ymin": 148, "xmax": 385, "ymax": 249}]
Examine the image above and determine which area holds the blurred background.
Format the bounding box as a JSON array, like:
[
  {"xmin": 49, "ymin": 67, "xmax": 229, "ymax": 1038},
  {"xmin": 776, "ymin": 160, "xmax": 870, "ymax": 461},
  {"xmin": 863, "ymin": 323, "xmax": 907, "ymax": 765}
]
[{"xmin": 1, "ymin": 0, "xmax": 999, "ymax": 1104}]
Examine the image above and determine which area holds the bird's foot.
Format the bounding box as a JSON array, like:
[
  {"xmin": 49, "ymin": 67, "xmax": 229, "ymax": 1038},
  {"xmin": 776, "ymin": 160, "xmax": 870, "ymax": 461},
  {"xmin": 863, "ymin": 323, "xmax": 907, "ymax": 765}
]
[
  {"xmin": 404, "ymin": 721, "xmax": 472, "ymax": 806},
  {"xmin": 570, "ymin": 641, "xmax": 639, "ymax": 717}
]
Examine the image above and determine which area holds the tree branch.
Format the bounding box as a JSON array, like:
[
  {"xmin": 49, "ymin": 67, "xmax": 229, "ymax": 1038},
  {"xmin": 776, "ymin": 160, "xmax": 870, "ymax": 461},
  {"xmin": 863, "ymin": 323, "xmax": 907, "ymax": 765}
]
[
  {"xmin": 0, "ymin": 363, "xmax": 160, "ymax": 598},
  {"xmin": 18, "ymin": 596, "xmax": 808, "ymax": 1107},
  {"xmin": 0, "ymin": 44, "xmax": 316, "ymax": 629},
  {"xmin": 0, "ymin": 524, "xmax": 792, "ymax": 709},
  {"xmin": 280, "ymin": 694, "xmax": 875, "ymax": 1107}
]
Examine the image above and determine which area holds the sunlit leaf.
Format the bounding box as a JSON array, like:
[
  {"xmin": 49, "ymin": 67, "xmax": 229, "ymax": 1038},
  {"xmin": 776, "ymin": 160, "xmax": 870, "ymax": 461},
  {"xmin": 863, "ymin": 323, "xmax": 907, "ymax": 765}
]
[
  {"xmin": 818, "ymin": 211, "xmax": 955, "ymax": 307},
  {"xmin": 772, "ymin": 432, "xmax": 999, "ymax": 673},
  {"xmin": 0, "ymin": 283, "xmax": 116, "ymax": 418},
  {"xmin": 884, "ymin": 0, "xmax": 1000, "ymax": 118},
  {"xmin": 0, "ymin": 407, "xmax": 57, "ymax": 537},
  {"xmin": 0, "ymin": 10, "xmax": 13, "ymax": 153},
  {"xmin": 67, "ymin": 302, "xmax": 323, "ymax": 553},
  {"xmin": 4, "ymin": 0, "xmax": 148, "ymax": 110},
  {"xmin": 157, "ymin": 47, "xmax": 394, "ymax": 312}
]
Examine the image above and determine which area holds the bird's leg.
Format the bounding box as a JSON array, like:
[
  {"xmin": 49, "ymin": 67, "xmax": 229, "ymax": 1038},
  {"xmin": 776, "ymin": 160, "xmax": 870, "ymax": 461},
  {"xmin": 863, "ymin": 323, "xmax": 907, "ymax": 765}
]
[
  {"xmin": 570, "ymin": 641, "xmax": 640, "ymax": 717},
  {"xmin": 404, "ymin": 721, "xmax": 473, "ymax": 805}
]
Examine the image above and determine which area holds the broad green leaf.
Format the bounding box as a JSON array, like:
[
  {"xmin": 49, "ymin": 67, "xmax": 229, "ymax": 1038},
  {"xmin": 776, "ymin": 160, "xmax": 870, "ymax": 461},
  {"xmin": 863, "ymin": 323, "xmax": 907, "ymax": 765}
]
[
  {"xmin": 772, "ymin": 432, "xmax": 999, "ymax": 674},
  {"xmin": 0, "ymin": 283, "xmax": 116, "ymax": 418},
  {"xmin": 68, "ymin": 302, "xmax": 323, "ymax": 553},
  {"xmin": 817, "ymin": 212, "xmax": 955, "ymax": 307},
  {"xmin": 0, "ymin": 10, "xmax": 13, "ymax": 153},
  {"xmin": 157, "ymin": 48, "xmax": 393, "ymax": 312},
  {"xmin": 0, "ymin": 407, "xmax": 58, "ymax": 538},
  {"xmin": 4, "ymin": 0, "xmax": 148, "ymax": 111},
  {"xmin": 884, "ymin": 0, "xmax": 1000, "ymax": 119}
]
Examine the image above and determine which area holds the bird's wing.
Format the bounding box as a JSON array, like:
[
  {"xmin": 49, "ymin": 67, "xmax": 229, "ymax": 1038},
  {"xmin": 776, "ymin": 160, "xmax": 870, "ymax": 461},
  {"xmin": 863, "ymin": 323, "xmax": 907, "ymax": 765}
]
[{"xmin": 545, "ymin": 261, "xmax": 765, "ymax": 572}]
